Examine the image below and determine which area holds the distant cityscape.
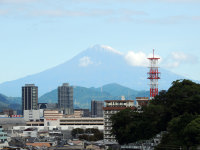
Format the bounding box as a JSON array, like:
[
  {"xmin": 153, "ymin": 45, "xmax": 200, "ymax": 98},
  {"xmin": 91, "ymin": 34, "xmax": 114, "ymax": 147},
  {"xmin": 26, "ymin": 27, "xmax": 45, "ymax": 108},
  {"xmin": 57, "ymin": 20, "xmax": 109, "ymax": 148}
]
[
  {"xmin": 0, "ymin": 81, "xmax": 152, "ymax": 149},
  {"xmin": 0, "ymin": 50, "xmax": 162, "ymax": 150}
]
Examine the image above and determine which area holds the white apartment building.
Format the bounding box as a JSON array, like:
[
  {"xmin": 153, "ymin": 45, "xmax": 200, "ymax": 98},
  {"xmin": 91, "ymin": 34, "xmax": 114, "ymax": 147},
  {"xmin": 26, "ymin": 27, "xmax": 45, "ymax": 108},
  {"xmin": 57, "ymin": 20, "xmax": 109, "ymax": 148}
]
[
  {"xmin": 136, "ymin": 97, "xmax": 149, "ymax": 108},
  {"xmin": 25, "ymin": 117, "xmax": 104, "ymax": 130},
  {"xmin": 103, "ymin": 100, "xmax": 135, "ymax": 142}
]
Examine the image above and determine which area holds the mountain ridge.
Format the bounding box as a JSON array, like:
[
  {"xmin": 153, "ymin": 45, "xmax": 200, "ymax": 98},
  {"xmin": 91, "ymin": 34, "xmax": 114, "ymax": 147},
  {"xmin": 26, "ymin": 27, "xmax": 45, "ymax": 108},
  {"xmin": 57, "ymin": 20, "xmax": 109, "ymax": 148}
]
[
  {"xmin": 0, "ymin": 93, "xmax": 21, "ymax": 113},
  {"xmin": 0, "ymin": 45, "xmax": 184, "ymax": 96},
  {"xmin": 39, "ymin": 83, "xmax": 150, "ymax": 108},
  {"xmin": 0, "ymin": 83, "xmax": 149, "ymax": 110}
]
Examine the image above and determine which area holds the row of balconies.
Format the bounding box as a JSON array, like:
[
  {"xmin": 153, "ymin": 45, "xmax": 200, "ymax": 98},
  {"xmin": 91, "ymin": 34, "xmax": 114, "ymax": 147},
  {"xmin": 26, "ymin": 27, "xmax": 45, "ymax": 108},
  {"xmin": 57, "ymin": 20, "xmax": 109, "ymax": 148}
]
[
  {"xmin": 104, "ymin": 134, "xmax": 115, "ymax": 138},
  {"xmin": 104, "ymin": 123, "xmax": 112, "ymax": 126},
  {"xmin": 104, "ymin": 127, "xmax": 112, "ymax": 130},
  {"xmin": 60, "ymin": 120, "xmax": 103, "ymax": 122},
  {"xmin": 104, "ymin": 119, "xmax": 112, "ymax": 122},
  {"xmin": 60, "ymin": 122, "xmax": 103, "ymax": 125},
  {"xmin": 104, "ymin": 111, "xmax": 120, "ymax": 114}
]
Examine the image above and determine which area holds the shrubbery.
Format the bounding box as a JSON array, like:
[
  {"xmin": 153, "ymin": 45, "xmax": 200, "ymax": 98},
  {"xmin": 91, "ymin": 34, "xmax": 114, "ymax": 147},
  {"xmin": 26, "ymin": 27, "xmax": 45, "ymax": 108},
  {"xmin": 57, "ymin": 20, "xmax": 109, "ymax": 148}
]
[{"xmin": 71, "ymin": 128, "xmax": 103, "ymax": 141}]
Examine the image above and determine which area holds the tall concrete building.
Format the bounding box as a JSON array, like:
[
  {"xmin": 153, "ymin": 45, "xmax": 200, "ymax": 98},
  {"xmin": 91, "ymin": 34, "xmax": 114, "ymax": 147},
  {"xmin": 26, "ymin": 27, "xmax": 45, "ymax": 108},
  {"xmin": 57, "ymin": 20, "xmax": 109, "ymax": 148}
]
[
  {"xmin": 91, "ymin": 100, "xmax": 104, "ymax": 117},
  {"xmin": 58, "ymin": 83, "xmax": 73, "ymax": 115},
  {"xmin": 22, "ymin": 84, "xmax": 38, "ymax": 115}
]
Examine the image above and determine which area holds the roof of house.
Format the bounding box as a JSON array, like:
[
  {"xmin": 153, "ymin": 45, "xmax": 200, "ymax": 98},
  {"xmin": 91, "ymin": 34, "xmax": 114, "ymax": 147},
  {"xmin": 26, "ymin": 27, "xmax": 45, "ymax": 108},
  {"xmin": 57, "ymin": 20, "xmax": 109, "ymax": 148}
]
[
  {"xmin": 26, "ymin": 142, "xmax": 51, "ymax": 147},
  {"xmin": 24, "ymin": 128, "xmax": 37, "ymax": 131},
  {"xmin": 68, "ymin": 140, "xmax": 83, "ymax": 145}
]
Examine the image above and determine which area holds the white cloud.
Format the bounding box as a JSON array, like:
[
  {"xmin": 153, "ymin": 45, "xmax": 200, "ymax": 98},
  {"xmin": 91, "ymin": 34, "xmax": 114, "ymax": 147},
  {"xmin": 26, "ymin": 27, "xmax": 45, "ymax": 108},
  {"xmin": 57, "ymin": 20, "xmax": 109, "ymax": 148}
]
[
  {"xmin": 121, "ymin": 10, "xmax": 148, "ymax": 16},
  {"xmin": 164, "ymin": 52, "xmax": 198, "ymax": 68},
  {"xmin": 79, "ymin": 56, "xmax": 93, "ymax": 67},
  {"xmin": 109, "ymin": 15, "xmax": 200, "ymax": 24},
  {"xmin": 171, "ymin": 52, "xmax": 188, "ymax": 61},
  {"xmin": 125, "ymin": 51, "xmax": 149, "ymax": 67},
  {"xmin": 164, "ymin": 61, "xmax": 180, "ymax": 68},
  {"xmin": 32, "ymin": 10, "xmax": 87, "ymax": 17},
  {"xmin": 171, "ymin": 52, "xmax": 198, "ymax": 64},
  {"xmin": 31, "ymin": 9, "xmax": 114, "ymax": 17},
  {"xmin": 125, "ymin": 50, "xmax": 162, "ymax": 67}
]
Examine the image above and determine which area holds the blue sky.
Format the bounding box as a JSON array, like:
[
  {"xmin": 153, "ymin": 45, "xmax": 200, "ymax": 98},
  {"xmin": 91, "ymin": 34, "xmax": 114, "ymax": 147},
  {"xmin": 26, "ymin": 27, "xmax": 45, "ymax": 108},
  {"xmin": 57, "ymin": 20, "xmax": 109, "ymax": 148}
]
[{"xmin": 0, "ymin": 0, "xmax": 200, "ymax": 83}]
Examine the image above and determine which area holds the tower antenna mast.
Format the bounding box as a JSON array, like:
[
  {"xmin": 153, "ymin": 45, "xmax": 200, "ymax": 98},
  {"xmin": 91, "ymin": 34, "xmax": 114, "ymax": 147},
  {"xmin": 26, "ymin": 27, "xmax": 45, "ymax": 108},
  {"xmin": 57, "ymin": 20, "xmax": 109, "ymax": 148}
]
[{"xmin": 147, "ymin": 49, "xmax": 160, "ymax": 98}]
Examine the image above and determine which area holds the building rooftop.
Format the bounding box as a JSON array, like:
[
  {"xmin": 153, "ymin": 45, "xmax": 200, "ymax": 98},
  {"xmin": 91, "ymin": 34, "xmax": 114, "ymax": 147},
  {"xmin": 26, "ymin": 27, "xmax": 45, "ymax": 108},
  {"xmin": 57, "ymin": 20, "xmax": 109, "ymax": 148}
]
[
  {"xmin": 136, "ymin": 97, "xmax": 149, "ymax": 100},
  {"xmin": 26, "ymin": 142, "xmax": 51, "ymax": 147},
  {"xmin": 24, "ymin": 128, "xmax": 37, "ymax": 131},
  {"xmin": 24, "ymin": 84, "xmax": 36, "ymax": 87},
  {"xmin": 104, "ymin": 100, "xmax": 134, "ymax": 102},
  {"xmin": 103, "ymin": 107, "xmax": 136, "ymax": 110},
  {"xmin": 0, "ymin": 118, "xmax": 26, "ymax": 125}
]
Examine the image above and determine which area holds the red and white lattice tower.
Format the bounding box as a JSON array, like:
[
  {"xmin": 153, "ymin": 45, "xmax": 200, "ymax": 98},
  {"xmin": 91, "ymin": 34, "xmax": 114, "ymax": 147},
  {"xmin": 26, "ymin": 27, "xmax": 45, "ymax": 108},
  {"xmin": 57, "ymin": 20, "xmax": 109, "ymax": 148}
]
[{"xmin": 147, "ymin": 49, "xmax": 160, "ymax": 98}]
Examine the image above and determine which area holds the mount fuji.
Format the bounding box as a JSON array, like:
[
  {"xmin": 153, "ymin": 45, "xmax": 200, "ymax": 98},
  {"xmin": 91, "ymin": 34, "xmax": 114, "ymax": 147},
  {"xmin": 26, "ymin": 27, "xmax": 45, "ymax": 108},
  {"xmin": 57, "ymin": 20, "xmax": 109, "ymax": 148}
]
[{"xmin": 0, "ymin": 45, "xmax": 183, "ymax": 97}]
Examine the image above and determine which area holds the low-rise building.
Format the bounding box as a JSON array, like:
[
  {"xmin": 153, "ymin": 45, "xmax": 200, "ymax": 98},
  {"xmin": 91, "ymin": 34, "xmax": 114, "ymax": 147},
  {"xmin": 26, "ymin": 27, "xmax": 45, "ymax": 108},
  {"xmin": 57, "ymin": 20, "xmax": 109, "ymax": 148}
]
[
  {"xmin": 44, "ymin": 110, "xmax": 63, "ymax": 118},
  {"xmin": 0, "ymin": 126, "xmax": 8, "ymax": 148},
  {"xmin": 136, "ymin": 97, "xmax": 149, "ymax": 105},
  {"xmin": 24, "ymin": 109, "xmax": 43, "ymax": 121},
  {"xmin": 65, "ymin": 109, "xmax": 83, "ymax": 118},
  {"xmin": 136, "ymin": 97, "xmax": 149, "ymax": 110},
  {"xmin": 0, "ymin": 118, "xmax": 26, "ymax": 132},
  {"xmin": 73, "ymin": 109, "xmax": 90, "ymax": 117},
  {"xmin": 23, "ymin": 128, "xmax": 37, "ymax": 137},
  {"xmin": 45, "ymin": 117, "xmax": 104, "ymax": 130},
  {"xmin": 86, "ymin": 144, "xmax": 104, "ymax": 150},
  {"xmin": 3, "ymin": 109, "xmax": 16, "ymax": 117},
  {"xmin": 26, "ymin": 142, "xmax": 52, "ymax": 148},
  {"xmin": 14, "ymin": 117, "xmax": 104, "ymax": 132}
]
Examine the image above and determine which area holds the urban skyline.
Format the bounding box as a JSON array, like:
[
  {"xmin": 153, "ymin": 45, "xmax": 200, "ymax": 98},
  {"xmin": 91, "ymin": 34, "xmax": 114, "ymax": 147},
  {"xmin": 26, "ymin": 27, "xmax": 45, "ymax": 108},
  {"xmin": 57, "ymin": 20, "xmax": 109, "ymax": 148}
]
[{"xmin": 0, "ymin": 0, "xmax": 199, "ymax": 149}]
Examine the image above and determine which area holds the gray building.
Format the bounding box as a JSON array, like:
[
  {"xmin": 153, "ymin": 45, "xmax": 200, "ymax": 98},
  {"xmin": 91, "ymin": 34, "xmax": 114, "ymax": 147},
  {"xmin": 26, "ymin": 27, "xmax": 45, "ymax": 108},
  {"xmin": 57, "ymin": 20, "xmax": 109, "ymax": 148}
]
[
  {"xmin": 58, "ymin": 83, "xmax": 73, "ymax": 115},
  {"xmin": 91, "ymin": 100, "xmax": 104, "ymax": 117},
  {"xmin": 22, "ymin": 84, "xmax": 38, "ymax": 115},
  {"xmin": 38, "ymin": 103, "xmax": 58, "ymax": 109},
  {"xmin": 0, "ymin": 118, "xmax": 26, "ymax": 131}
]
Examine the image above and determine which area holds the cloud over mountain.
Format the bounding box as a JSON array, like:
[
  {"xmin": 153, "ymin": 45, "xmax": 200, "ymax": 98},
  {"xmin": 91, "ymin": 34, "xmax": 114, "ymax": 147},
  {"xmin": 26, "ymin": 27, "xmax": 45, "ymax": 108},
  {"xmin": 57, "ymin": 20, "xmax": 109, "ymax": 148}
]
[
  {"xmin": 125, "ymin": 51, "xmax": 148, "ymax": 67},
  {"xmin": 0, "ymin": 45, "xmax": 184, "ymax": 97},
  {"xmin": 79, "ymin": 56, "xmax": 93, "ymax": 67},
  {"xmin": 164, "ymin": 51, "xmax": 199, "ymax": 68}
]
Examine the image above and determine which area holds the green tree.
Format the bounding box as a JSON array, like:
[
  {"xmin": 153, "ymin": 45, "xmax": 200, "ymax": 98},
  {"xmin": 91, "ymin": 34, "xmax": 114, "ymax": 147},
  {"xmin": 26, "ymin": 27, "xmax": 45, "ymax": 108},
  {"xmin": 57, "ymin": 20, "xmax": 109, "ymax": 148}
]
[
  {"xmin": 111, "ymin": 79, "xmax": 200, "ymax": 148},
  {"xmin": 72, "ymin": 128, "xmax": 103, "ymax": 141},
  {"xmin": 183, "ymin": 116, "xmax": 200, "ymax": 149},
  {"xmin": 110, "ymin": 108, "xmax": 138, "ymax": 144},
  {"xmin": 157, "ymin": 113, "xmax": 197, "ymax": 149},
  {"xmin": 71, "ymin": 128, "xmax": 84, "ymax": 138}
]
